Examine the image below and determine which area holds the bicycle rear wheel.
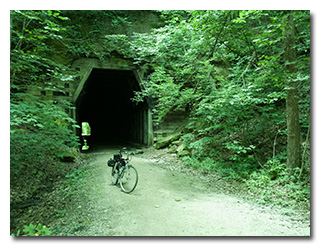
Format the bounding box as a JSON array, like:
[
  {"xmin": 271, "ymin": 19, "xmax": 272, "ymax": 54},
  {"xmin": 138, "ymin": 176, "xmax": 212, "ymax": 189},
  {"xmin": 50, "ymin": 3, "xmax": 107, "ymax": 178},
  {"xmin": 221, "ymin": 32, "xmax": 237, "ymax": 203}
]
[
  {"xmin": 111, "ymin": 163, "xmax": 119, "ymax": 185},
  {"xmin": 119, "ymin": 165, "xmax": 138, "ymax": 193}
]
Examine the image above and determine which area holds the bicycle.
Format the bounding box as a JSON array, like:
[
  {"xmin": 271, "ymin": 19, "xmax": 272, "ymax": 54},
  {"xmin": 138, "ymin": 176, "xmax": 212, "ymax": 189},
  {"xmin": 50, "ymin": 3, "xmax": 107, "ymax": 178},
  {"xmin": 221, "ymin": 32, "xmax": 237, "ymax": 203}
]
[{"xmin": 107, "ymin": 148, "xmax": 138, "ymax": 193}]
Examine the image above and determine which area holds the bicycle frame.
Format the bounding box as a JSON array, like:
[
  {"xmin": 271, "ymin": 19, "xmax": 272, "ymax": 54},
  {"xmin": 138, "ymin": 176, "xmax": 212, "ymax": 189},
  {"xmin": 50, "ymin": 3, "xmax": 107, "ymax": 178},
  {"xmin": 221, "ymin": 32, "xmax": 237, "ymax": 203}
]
[{"xmin": 109, "ymin": 148, "xmax": 138, "ymax": 193}]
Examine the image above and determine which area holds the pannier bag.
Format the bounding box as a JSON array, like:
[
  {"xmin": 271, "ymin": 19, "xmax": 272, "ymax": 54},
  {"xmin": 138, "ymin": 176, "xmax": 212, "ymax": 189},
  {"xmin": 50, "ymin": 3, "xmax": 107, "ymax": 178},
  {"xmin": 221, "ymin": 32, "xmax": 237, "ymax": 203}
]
[{"xmin": 107, "ymin": 158, "xmax": 115, "ymax": 167}]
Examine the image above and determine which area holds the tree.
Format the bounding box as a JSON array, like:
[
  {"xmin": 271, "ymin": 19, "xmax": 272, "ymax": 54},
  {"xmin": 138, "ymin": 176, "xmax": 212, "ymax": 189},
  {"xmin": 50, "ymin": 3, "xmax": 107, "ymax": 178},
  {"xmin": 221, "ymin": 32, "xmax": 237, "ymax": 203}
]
[{"xmin": 284, "ymin": 13, "xmax": 301, "ymax": 170}]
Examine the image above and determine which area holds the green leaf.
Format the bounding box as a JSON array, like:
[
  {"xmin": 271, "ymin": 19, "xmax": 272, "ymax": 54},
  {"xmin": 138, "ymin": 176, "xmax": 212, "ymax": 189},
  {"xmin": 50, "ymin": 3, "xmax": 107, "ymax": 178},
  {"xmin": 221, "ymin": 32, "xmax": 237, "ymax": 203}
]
[{"xmin": 23, "ymin": 223, "xmax": 36, "ymax": 235}]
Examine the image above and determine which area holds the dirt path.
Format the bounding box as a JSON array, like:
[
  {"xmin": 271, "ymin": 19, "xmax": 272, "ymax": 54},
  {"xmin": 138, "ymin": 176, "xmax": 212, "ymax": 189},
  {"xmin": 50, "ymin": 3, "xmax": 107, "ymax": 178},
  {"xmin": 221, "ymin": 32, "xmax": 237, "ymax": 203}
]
[{"xmin": 69, "ymin": 147, "xmax": 310, "ymax": 236}]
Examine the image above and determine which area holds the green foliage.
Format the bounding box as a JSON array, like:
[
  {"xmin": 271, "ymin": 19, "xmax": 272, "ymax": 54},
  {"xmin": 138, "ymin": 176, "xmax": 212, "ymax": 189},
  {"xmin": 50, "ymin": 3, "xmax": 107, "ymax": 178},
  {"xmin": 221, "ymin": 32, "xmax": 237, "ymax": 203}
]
[
  {"xmin": 246, "ymin": 165, "xmax": 310, "ymax": 208},
  {"xmin": 11, "ymin": 223, "xmax": 52, "ymax": 236},
  {"xmin": 10, "ymin": 11, "xmax": 82, "ymax": 229},
  {"xmin": 128, "ymin": 10, "xmax": 309, "ymax": 207},
  {"xmin": 103, "ymin": 34, "xmax": 131, "ymax": 57},
  {"xmin": 10, "ymin": 94, "xmax": 79, "ymax": 174},
  {"xmin": 10, "ymin": 10, "xmax": 70, "ymax": 90},
  {"xmin": 183, "ymin": 79, "xmax": 286, "ymax": 177},
  {"xmin": 10, "ymin": 10, "xmax": 80, "ymax": 174},
  {"xmin": 55, "ymin": 209, "xmax": 67, "ymax": 217},
  {"xmin": 129, "ymin": 14, "xmax": 209, "ymax": 122},
  {"xmin": 60, "ymin": 167, "xmax": 88, "ymax": 198},
  {"xmin": 23, "ymin": 223, "xmax": 52, "ymax": 236},
  {"xmin": 133, "ymin": 66, "xmax": 192, "ymax": 123},
  {"xmin": 59, "ymin": 10, "xmax": 158, "ymax": 59}
]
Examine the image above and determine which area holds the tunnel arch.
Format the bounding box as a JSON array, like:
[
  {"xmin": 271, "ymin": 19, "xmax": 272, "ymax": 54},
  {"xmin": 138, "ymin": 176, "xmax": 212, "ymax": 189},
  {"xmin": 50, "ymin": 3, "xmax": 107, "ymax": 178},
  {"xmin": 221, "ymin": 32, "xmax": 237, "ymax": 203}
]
[{"xmin": 71, "ymin": 58, "xmax": 153, "ymax": 147}]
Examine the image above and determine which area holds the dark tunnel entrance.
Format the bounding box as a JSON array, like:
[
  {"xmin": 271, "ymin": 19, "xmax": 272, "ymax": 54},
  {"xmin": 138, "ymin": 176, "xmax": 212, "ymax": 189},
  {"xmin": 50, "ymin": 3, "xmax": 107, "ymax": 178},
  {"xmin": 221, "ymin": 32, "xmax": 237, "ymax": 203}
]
[{"xmin": 75, "ymin": 68, "xmax": 152, "ymax": 148}]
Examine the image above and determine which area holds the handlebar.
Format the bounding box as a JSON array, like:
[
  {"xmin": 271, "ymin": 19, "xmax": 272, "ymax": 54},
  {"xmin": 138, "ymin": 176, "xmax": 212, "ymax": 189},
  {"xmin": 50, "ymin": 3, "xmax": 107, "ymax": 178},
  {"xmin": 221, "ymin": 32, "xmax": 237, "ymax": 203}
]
[{"xmin": 119, "ymin": 147, "xmax": 133, "ymax": 161}]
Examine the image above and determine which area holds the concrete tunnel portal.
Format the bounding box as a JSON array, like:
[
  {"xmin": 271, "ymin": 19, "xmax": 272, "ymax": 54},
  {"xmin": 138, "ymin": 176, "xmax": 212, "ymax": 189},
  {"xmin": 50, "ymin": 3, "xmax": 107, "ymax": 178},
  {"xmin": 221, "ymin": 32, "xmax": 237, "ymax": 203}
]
[{"xmin": 75, "ymin": 68, "xmax": 153, "ymax": 147}]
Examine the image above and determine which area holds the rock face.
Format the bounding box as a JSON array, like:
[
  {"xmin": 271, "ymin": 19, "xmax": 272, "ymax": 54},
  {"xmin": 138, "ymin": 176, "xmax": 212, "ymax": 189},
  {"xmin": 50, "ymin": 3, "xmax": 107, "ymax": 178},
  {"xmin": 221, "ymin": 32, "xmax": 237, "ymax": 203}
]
[
  {"xmin": 153, "ymin": 108, "xmax": 191, "ymax": 156},
  {"xmin": 154, "ymin": 133, "xmax": 181, "ymax": 149},
  {"xmin": 153, "ymin": 110, "xmax": 189, "ymax": 141}
]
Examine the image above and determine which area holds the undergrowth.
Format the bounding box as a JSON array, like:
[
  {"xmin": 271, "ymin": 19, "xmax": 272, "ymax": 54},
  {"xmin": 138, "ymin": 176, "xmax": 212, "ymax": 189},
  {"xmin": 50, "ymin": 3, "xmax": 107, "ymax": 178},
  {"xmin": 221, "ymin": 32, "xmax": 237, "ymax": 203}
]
[
  {"xmin": 182, "ymin": 155, "xmax": 310, "ymax": 210},
  {"xmin": 10, "ymin": 154, "xmax": 92, "ymax": 236}
]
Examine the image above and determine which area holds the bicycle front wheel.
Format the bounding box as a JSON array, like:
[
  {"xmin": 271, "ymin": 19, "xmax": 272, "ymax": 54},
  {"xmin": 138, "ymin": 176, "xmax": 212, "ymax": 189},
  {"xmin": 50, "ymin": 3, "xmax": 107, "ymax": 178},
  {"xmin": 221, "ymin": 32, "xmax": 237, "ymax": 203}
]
[{"xmin": 119, "ymin": 165, "xmax": 138, "ymax": 193}]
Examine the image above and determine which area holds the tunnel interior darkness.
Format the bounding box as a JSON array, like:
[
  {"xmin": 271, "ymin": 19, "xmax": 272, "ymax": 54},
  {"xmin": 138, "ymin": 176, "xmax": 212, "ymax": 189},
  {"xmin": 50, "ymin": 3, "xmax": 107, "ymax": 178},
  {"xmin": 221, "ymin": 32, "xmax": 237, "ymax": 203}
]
[{"xmin": 75, "ymin": 68, "xmax": 147, "ymax": 146}]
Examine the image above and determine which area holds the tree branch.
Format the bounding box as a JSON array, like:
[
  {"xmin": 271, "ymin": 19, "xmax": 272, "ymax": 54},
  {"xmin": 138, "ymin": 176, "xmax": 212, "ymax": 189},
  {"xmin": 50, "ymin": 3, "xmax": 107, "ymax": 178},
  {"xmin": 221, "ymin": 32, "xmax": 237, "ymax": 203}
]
[
  {"xmin": 239, "ymin": 51, "xmax": 256, "ymax": 85},
  {"xmin": 211, "ymin": 11, "xmax": 231, "ymax": 56}
]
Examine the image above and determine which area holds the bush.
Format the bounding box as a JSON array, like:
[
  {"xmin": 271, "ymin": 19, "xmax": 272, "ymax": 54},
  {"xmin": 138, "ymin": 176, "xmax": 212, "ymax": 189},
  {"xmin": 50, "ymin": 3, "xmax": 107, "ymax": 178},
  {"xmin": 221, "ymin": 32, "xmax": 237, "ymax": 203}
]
[
  {"xmin": 245, "ymin": 165, "xmax": 310, "ymax": 208},
  {"xmin": 10, "ymin": 94, "xmax": 79, "ymax": 174},
  {"xmin": 10, "ymin": 93, "xmax": 80, "ymax": 206}
]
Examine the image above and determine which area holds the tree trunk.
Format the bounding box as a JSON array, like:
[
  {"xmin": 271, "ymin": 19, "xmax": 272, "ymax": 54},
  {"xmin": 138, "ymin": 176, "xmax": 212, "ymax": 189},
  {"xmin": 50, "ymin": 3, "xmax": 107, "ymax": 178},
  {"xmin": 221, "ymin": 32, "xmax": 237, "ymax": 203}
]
[{"xmin": 284, "ymin": 13, "xmax": 301, "ymax": 170}]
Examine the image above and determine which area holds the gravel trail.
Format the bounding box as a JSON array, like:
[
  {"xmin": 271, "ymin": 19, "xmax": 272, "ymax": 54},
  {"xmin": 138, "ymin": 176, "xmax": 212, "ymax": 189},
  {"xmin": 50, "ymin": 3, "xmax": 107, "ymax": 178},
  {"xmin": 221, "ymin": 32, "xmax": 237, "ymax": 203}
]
[{"xmin": 69, "ymin": 146, "xmax": 310, "ymax": 236}]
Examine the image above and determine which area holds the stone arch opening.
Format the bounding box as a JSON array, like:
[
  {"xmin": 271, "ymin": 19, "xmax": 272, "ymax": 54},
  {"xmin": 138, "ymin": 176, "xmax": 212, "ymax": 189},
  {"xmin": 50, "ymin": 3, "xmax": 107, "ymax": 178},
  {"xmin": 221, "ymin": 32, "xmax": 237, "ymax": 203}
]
[{"xmin": 74, "ymin": 67, "xmax": 152, "ymax": 148}]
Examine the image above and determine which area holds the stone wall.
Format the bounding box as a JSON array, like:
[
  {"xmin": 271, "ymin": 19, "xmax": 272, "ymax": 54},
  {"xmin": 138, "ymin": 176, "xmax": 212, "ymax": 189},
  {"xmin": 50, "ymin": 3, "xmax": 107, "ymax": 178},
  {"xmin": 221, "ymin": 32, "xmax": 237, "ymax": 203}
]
[{"xmin": 153, "ymin": 109, "xmax": 189, "ymax": 142}]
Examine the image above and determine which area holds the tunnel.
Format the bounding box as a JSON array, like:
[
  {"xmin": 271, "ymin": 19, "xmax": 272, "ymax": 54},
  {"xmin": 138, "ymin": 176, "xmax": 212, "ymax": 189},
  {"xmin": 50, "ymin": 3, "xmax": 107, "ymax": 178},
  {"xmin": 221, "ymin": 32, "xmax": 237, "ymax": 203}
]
[{"xmin": 75, "ymin": 68, "xmax": 151, "ymax": 148}]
